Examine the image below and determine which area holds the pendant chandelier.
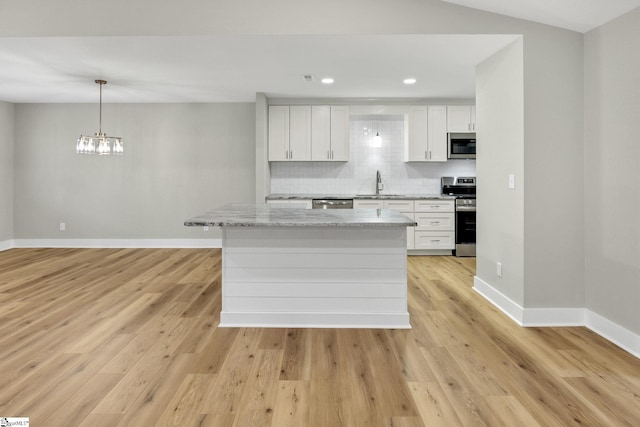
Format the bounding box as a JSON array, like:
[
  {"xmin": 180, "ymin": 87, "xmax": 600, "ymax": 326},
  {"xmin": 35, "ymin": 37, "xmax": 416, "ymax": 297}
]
[{"xmin": 76, "ymin": 80, "xmax": 123, "ymax": 155}]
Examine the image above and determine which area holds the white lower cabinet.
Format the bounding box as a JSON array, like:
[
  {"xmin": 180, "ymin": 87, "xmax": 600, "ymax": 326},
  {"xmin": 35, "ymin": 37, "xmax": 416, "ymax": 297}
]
[
  {"xmin": 413, "ymin": 199, "xmax": 455, "ymax": 251},
  {"xmin": 414, "ymin": 231, "xmax": 455, "ymax": 250},
  {"xmin": 383, "ymin": 200, "xmax": 414, "ymax": 250},
  {"xmin": 415, "ymin": 212, "xmax": 455, "ymax": 230},
  {"xmin": 266, "ymin": 199, "xmax": 312, "ymax": 209},
  {"xmin": 354, "ymin": 200, "xmax": 384, "ymax": 209},
  {"xmin": 346, "ymin": 198, "xmax": 455, "ymax": 252}
]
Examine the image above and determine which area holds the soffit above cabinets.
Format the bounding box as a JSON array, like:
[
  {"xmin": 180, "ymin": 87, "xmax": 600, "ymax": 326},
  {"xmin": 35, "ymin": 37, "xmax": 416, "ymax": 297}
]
[{"xmin": 440, "ymin": 0, "xmax": 640, "ymax": 33}]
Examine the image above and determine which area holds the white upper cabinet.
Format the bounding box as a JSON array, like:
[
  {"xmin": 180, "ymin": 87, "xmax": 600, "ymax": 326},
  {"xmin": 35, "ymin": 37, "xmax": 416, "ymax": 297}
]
[
  {"xmin": 329, "ymin": 106, "xmax": 350, "ymax": 161},
  {"xmin": 447, "ymin": 105, "xmax": 476, "ymax": 132},
  {"xmin": 406, "ymin": 106, "xmax": 428, "ymax": 161},
  {"xmin": 288, "ymin": 106, "xmax": 312, "ymax": 161},
  {"xmin": 427, "ymin": 106, "xmax": 448, "ymax": 161},
  {"xmin": 311, "ymin": 105, "xmax": 349, "ymax": 161},
  {"xmin": 405, "ymin": 105, "xmax": 447, "ymax": 162},
  {"xmin": 270, "ymin": 105, "xmax": 348, "ymax": 162},
  {"xmin": 311, "ymin": 106, "xmax": 331, "ymax": 161},
  {"xmin": 268, "ymin": 106, "xmax": 290, "ymax": 161}
]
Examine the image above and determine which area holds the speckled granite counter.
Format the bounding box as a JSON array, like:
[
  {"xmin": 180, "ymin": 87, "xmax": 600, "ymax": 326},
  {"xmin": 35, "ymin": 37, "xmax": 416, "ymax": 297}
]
[
  {"xmin": 184, "ymin": 203, "xmax": 416, "ymax": 227},
  {"xmin": 184, "ymin": 203, "xmax": 413, "ymax": 329},
  {"xmin": 266, "ymin": 193, "xmax": 454, "ymax": 200}
]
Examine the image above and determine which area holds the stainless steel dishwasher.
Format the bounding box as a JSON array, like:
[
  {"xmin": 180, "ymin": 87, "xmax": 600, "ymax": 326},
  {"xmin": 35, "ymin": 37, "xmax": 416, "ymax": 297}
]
[{"xmin": 312, "ymin": 199, "xmax": 354, "ymax": 209}]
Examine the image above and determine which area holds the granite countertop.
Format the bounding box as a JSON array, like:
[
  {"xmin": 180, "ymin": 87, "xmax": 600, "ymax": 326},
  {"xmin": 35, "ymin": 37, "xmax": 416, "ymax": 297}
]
[
  {"xmin": 266, "ymin": 193, "xmax": 455, "ymax": 200},
  {"xmin": 184, "ymin": 204, "xmax": 417, "ymax": 228}
]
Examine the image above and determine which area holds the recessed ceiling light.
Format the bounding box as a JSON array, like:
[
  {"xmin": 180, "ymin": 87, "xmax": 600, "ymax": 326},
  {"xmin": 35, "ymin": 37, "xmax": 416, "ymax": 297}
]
[
  {"xmin": 403, "ymin": 78, "xmax": 417, "ymax": 85},
  {"xmin": 321, "ymin": 77, "xmax": 334, "ymax": 85}
]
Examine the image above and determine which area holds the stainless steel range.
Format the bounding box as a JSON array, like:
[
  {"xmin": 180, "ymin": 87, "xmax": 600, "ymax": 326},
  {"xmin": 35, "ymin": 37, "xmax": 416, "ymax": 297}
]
[{"xmin": 441, "ymin": 177, "xmax": 476, "ymax": 257}]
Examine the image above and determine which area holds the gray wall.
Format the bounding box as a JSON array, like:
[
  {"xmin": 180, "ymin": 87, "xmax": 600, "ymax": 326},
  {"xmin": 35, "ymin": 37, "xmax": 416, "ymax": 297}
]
[
  {"xmin": 584, "ymin": 8, "xmax": 640, "ymax": 334},
  {"xmin": 1, "ymin": 0, "xmax": 586, "ymax": 311},
  {"xmin": 14, "ymin": 103, "xmax": 255, "ymax": 239},
  {"xmin": 0, "ymin": 102, "xmax": 15, "ymax": 242},
  {"xmin": 476, "ymin": 38, "xmax": 525, "ymax": 305},
  {"xmin": 523, "ymin": 31, "xmax": 585, "ymax": 309}
]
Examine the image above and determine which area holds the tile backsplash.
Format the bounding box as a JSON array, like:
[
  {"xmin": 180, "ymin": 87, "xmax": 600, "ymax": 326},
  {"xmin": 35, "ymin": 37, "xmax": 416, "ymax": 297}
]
[{"xmin": 270, "ymin": 115, "xmax": 476, "ymax": 195}]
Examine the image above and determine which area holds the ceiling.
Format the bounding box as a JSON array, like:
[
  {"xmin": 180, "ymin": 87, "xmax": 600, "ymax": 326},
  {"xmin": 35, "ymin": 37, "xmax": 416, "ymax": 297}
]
[
  {"xmin": 441, "ymin": 0, "xmax": 640, "ymax": 33},
  {"xmin": 0, "ymin": 1, "xmax": 637, "ymax": 103},
  {"xmin": 0, "ymin": 35, "xmax": 519, "ymax": 103}
]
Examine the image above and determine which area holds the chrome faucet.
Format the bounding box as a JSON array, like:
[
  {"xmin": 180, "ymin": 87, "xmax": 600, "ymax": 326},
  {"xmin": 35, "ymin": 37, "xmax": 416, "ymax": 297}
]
[{"xmin": 376, "ymin": 170, "xmax": 384, "ymax": 195}]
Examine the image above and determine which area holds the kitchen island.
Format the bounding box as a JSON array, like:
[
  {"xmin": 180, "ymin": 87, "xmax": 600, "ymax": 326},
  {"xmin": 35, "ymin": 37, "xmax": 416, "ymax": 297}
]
[{"xmin": 185, "ymin": 204, "xmax": 416, "ymax": 328}]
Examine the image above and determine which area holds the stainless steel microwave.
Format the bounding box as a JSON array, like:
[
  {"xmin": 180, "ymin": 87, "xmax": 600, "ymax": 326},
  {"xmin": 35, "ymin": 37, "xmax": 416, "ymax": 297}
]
[{"xmin": 448, "ymin": 133, "xmax": 476, "ymax": 159}]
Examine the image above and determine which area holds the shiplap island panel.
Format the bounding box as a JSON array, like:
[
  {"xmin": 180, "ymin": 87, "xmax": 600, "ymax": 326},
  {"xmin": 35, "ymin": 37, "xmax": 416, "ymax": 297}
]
[{"xmin": 185, "ymin": 204, "xmax": 416, "ymax": 328}]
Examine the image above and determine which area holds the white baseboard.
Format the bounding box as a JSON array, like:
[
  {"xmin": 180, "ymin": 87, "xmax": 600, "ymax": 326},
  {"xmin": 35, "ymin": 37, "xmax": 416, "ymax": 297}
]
[
  {"xmin": 473, "ymin": 276, "xmax": 525, "ymax": 325},
  {"xmin": 408, "ymin": 249, "xmax": 453, "ymax": 256},
  {"xmin": 474, "ymin": 275, "xmax": 640, "ymax": 359},
  {"xmin": 586, "ymin": 310, "xmax": 640, "ymax": 359},
  {"xmin": 0, "ymin": 239, "xmax": 14, "ymax": 252},
  {"xmin": 11, "ymin": 238, "xmax": 222, "ymax": 249},
  {"xmin": 220, "ymin": 311, "xmax": 412, "ymax": 329}
]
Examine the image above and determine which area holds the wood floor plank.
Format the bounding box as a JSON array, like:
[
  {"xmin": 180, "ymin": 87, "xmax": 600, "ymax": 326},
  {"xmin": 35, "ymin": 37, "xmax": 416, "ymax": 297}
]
[
  {"xmin": 271, "ymin": 380, "xmax": 310, "ymax": 427},
  {"xmin": 231, "ymin": 349, "xmax": 283, "ymax": 427},
  {"xmin": 407, "ymin": 381, "xmax": 462, "ymax": 427},
  {"xmin": 385, "ymin": 329, "xmax": 437, "ymax": 382},
  {"xmin": 156, "ymin": 374, "xmax": 217, "ymax": 426},
  {"xmin": 199, "ymin": 328, "xmax": 262, "ymax": 415},
  {"xmin": 279, "ymin": 329, "xmax": 312, "ymax": 381},
  {"xmin": 0, "ymin": 248, "xmax": 639, "ymax": 426},
  {"xmin": 483, "ymin": 395, "xmax": 541, "ymax": 427}
]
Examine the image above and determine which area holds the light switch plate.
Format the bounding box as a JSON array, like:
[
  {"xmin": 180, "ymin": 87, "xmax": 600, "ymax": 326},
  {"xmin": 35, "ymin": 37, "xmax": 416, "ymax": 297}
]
[{"xmin": 508, "ymin": 174, "xmax": 516, "ymax": 190}]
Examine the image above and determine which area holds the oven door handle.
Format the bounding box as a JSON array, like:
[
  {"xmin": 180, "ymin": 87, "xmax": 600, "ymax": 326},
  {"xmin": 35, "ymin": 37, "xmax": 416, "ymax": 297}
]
[{"xmin": 456, "ymin": 206, "xmax": 476, "ymax": 212}]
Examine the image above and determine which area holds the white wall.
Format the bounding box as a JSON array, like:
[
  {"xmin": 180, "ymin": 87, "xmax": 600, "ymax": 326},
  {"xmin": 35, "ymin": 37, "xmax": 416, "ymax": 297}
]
[
  {"xmin": 0, "ymin": 102, "xmax": 15, "ymax": 243},
  {"xmin": 13, "ymin": 103, "xmax": 255, "ymax": 240},
  {"xmin": 271, "ymin": 114, "xmax": 475, "ymax": 195},
  {"xmin": 475, "ymin": 38, "xmax": 525, "ymax": 304},
  {"xmin": 584, "ymin": 7, "xmax": 640, "ymax": 335}
]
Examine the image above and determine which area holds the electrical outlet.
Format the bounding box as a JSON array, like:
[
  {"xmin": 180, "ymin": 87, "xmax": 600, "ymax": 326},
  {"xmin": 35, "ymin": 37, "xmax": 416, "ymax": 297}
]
[
  {"xmin": 203, "ymin": 226, "xmax": 209, "ymax": 232},
  {"xmin": 508, "ymin": 174, "xmax": 516, "ymax": 190},
  {"xmin": 496, "ymin": 261, "xmax": 503, "ymax": 278},
  {"xmin": 59, "ymin": 222, "xmax": 66, "ymax": 231}
]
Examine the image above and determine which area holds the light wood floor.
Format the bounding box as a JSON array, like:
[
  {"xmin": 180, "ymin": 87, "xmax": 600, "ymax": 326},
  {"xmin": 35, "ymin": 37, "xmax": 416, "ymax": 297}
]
[{"xmin": 1, "ymin": 249, "xmax": 639, "ymax": 426}]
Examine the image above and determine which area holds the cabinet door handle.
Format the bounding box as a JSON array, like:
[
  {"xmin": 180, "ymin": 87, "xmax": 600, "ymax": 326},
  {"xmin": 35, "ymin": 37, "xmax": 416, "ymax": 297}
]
[
  {"xmin": 290, "ymin": 150, "xmax": 293, "ymax": 159},
  {"xmin": 425, "ymin": 150, "xmax": 427, "ymax": 159},
  {"xmin": 331, "ymin": 150, "xmax": 334, "ymax": 159},
  {"xmin": 430, "ymin": 221, "xmax": 440, "ymax": 224},
  {"xmin": 286, "ymin": 150, "xmax": 289, "ymax": 159},
  {"xmin": 429, "ymin": 150, "xmax": 432, "ymax": 159},
  {"xmin": 431, "ymin": 239, "xmax": 441, "ymax": 243},
  {"xmin": 327, "ymin": 150, "xmax": 330, "ymax": 159}
]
